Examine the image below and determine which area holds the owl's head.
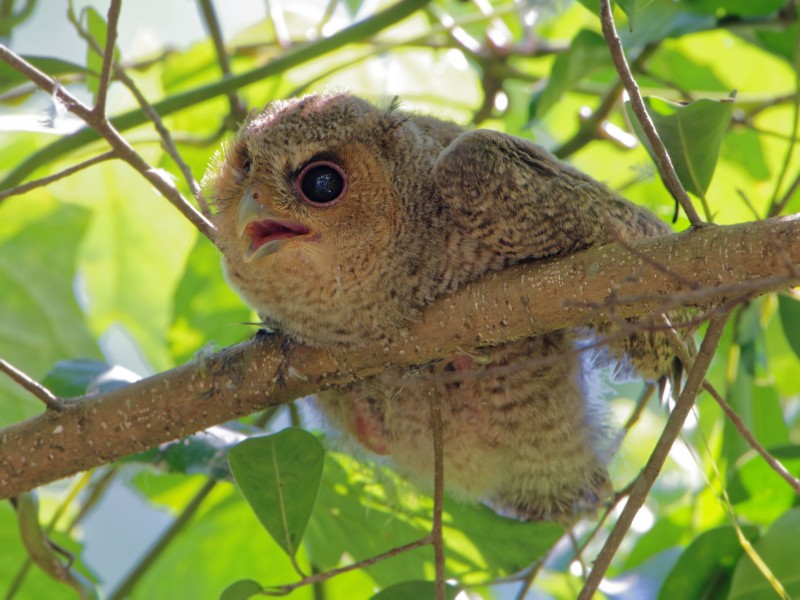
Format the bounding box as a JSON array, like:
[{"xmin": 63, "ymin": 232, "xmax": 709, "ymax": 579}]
[{"xmin": 205, "ymin": 93, "xmax": 455, "ymax": 345}]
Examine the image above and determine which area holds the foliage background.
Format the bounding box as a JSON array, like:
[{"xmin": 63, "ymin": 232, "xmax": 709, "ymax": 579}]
[{"xmin": 0, "ymin": 0, "xmax": 799, "ymax": 598}]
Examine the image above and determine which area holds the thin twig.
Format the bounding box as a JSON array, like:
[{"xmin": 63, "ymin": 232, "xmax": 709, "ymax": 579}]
[
  {"xmin": 703, "ymin": 381, "xmax": 800, "ymax": 496},
  {"xmin": 0, "ymin": 359, "xmax": 65, "ymax": 411},
  {"xmin": 578, "ymin": 308, "xmax": 731, "ymax": 599},
  {"xmin": 0, "ymin": 151, "xmax": 117, "ymax": 202},
  {"xmin": 0, "ymin": 46, "xmax": 216, "ymax": 241},
  {"xmin": 263, "ymin": 536, "xmax": 433, "ymax": 595},
  {"xmin": 67, "ymin": 6, "xmax": 213, "ymax": 219},
  {"xmin": 92, "ymin": 0, "xmax": 121, "ymax": 119},
  {"xmin": 196, "ymin": 0, "xmax": 247, "ymax": 124},
  {"xmin": 598, "ymin": 0, "xmax": 705, "ymax": 227}
]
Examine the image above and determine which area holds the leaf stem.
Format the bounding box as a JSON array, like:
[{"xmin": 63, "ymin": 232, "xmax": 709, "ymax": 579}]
[{"xmin": 0, "ymin": 359, "xmax": 64, "ymax": 411}]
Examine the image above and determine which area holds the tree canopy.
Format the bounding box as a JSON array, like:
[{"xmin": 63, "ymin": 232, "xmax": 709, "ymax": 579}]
[{"xmin": 0, "ymin": 1, "xmax": 799, "ymax": 599}]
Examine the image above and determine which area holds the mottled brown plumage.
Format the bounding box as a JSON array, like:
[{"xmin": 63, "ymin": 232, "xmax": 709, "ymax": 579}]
[{"xmin": 206, "ymin": 92, "xmax": 681, "ymax": 521}]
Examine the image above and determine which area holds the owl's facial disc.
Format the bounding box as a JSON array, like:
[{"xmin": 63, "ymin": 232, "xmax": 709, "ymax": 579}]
[{"xmin": 237, "ymin": 185, "xmax": 313, "ymax": 262}]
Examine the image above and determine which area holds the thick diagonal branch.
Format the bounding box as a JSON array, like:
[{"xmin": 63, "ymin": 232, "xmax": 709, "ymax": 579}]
[{"xmin": 0, "ymin": 216, "xmax": 798, "ymax": 499}]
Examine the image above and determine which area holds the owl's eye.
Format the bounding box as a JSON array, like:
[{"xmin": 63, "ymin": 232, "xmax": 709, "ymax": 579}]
[{"xmin": 297, "ymin": 161, "xmax": 346, "ymax": 206}]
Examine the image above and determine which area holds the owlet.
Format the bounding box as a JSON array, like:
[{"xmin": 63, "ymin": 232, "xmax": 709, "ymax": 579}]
[{"xmin": 206, "ymin": 92, "xmax": 681, "ymax": 521}]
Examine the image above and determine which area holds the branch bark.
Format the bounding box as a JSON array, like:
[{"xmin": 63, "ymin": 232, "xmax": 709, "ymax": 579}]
[{"xmin": 1, "ymin": 216, "xmax": 799, "ymax": 500}]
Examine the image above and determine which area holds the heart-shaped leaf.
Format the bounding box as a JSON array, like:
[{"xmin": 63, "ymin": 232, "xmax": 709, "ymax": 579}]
[
  {"xmin": 229, "ymin": 428, "xmax": 324, "ymax": 558},
  {"xmin": 626, "ymin": 96, "xmax": 733, "ymax": 197}
]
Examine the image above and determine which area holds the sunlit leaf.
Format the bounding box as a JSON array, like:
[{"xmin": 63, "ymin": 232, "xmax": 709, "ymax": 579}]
[
  {"xmin": 626, "ymin": 96, "xmax": 734, "ymax": 197},
  {"xmin": 728, "ymin": 508, "xmax": 800, "ymax": 600},
  {"xmin": 229, "ymin": 428, "xmax": 325, "ymax": 558},
  {"xmin": 371, "ymin": 580, "xmax": 460, "ymax": 600},
  {"xmin": 658, "ymin": 525, "xmax": 760, "ymax": 600},
  {"xmin": 306, "ymin": 453, "xmax": 563, "ymax": 587}
]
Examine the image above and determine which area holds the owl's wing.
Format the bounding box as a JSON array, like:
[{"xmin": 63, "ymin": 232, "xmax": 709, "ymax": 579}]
[
  {"xmin": 433, "ymin": 129, "xmax": 669, "ymax": 263},
  {"xmin": 433, "ymin": 129, "xmax": 688, "ymax": 383}
]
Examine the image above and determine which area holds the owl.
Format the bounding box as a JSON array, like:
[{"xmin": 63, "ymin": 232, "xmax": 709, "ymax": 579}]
[{"xmin": 206, "ymin": 92, "xmax": 681, "ymax": 521}]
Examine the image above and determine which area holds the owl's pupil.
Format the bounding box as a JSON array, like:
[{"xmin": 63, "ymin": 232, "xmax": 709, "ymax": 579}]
[{"xmin": 300, "ymin": 165, "xmax": 345, "ymax": 204}]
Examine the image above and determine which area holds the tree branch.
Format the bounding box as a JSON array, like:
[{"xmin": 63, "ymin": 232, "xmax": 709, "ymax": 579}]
[
  {"xmin": 0, "ymin": 216, "xmax": 798, "ymax": 500},
  {"xmin": 578, "ymin": 308, "xmax": 730, "ymax": 599}
]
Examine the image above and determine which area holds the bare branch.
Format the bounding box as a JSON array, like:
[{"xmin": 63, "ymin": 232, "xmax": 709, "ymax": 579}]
[
  {"xmin": 0, "ymin": 216, "xmax": 798, "ymax": 500},
  {"xmin": 0, "ymin": 359, "xmax": 64, "ymax": 411},
  {"xmin": 0, "ymin": 151, "xmax": 117, "ymax": 203},
  {"xmin": 598, "ymin": 0, "xmax": 706, "ymax": 227},
  {"xmin": 0, "ymin": 45, "xmax": 216, "ymax": 241},
  {"xmin": 578, "ymin": 307, "xmax": 731, "ymax": 599}
]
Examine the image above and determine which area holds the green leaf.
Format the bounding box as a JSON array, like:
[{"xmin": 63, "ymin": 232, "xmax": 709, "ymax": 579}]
[
  {"xmin": 219, "ymin": 579, "xmax": 263, "ymax": 600},
  {"xmin": 41, "ymin": 358, "xmax": 110, "ymax": 398},
  {"xmin": 777, "ymin": 294, "xmax": 800, "ymax": 360},
  {"xmin": 371, "ymin": 580, "xmax": 460, "ymax": 600},
  {"xmin": 229, "ymin": 428, "xmax": 325, "ymax": 558},
  {"xmin": 728, "ymin": 508, "xmax": 800, "ymax": 599},
  {"xmin": 530, "ymin": 29, "xmax": 611, "ymax": 120},
  {"xmin": 626, "ymin": 96, "xmax": 734, "ymax": 197},
  {"xmin": 617, "ymin": 0, "xmax": 655, "ymax": 30},
  {"xmin": 658, "ymin": 525, "xmax": 760, "ymax": 600},
  {"xmin": 0, "ymin": 199, "xmax": 101, "ymax": 427},
  {"xmin": 729, "ymin": 445, "xmax": 800, "ymax": 524}
]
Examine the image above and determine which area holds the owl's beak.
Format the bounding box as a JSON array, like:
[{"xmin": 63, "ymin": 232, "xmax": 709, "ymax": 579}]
[
  {"xmin": 236, "ymin": 185, "xmax": 312, "ymax": 262},
  {"xmin": 236, "ymin": 186, "xmax": 264, "ymax": 239}
]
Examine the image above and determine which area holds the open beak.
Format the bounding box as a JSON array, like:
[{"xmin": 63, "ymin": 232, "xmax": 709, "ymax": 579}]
[{"xmin": 236, "ymin": 185, "xmax": 312, "ymax": 262}]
